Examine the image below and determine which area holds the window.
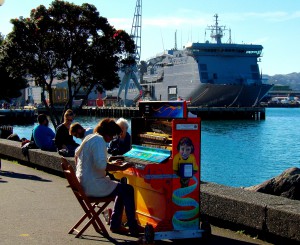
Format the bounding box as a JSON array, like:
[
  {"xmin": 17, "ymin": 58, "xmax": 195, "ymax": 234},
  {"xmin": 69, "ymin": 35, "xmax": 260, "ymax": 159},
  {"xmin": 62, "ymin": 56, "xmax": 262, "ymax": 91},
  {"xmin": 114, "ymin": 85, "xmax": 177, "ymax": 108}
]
[
  {"xmin": 168, "ymin": 86, "xmax": 177, "ymax": 95},
  {"xmin": 168, "ymin": 86, "xmax": 177, "ymax": 100}
]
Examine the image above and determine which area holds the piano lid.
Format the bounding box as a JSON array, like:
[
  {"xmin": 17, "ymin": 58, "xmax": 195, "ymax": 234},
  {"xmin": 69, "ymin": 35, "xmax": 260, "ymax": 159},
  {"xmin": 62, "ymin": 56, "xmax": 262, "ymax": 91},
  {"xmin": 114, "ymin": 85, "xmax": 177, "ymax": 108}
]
[
  {"xmin": 124, "ymin": 145, "xmax": 171, "ymax": 164},
  {"xmin": 138, "ymin": 101, "xmax": 187, "ymax": 119}
]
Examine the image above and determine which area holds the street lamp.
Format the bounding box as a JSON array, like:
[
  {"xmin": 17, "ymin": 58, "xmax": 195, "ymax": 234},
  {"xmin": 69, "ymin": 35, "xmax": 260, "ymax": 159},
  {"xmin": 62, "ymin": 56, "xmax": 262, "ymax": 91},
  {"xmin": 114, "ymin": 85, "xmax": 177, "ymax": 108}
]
[{"xmin": 0, "ymin": 0, "xmax": 4, "ymax": 6}]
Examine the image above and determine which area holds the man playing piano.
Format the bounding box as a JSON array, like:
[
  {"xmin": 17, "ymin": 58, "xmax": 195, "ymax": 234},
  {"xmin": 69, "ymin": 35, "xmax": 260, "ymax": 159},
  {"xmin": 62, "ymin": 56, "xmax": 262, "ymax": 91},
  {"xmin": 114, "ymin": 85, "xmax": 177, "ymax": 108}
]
[{"xmin": 74, "ymin": 118, "xmax": 141, "ymax": 236}]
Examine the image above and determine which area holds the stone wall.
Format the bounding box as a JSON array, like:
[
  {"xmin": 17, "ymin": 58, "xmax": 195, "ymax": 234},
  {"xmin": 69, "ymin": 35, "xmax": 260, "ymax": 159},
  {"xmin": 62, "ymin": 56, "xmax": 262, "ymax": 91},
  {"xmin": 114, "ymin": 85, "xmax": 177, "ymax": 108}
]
[
  {"xmin": 0, "ymin": 138, "xmax": 299, "ymax": 243},
  {"xmin": 201, "ymin": 182, "xmax": 300, "ymax": 242},
  {"xmin": 0, "ymin": 138, "xmax": 75, "ymax": 171}
]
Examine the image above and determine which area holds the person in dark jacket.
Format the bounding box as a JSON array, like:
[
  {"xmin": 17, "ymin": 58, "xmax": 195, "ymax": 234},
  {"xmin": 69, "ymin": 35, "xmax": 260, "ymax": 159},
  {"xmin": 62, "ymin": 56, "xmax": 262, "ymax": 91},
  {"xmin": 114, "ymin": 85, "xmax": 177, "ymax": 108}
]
[
  {"xmin": 55, "ymin": 109, "xmax": 79, "ymax": 156},
  {"xmin": 107, "ymin": 118, "xmax": 131, "ymax": 156}
]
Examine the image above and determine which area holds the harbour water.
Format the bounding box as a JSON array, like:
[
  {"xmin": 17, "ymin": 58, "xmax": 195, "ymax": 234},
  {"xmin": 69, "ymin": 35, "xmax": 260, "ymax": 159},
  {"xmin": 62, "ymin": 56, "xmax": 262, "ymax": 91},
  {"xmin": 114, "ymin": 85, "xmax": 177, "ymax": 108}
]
[{"xmin": 12, "ymin": 108, "xmax": 300, "ymax": 188}]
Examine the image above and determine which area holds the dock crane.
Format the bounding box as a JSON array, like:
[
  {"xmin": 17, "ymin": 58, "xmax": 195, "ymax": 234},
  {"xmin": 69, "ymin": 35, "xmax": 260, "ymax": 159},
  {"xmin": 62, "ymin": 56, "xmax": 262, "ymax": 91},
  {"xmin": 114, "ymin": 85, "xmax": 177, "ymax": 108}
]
[{"xmin": 117, "ymin": 0, "xmax": 142, "ymax": 106}]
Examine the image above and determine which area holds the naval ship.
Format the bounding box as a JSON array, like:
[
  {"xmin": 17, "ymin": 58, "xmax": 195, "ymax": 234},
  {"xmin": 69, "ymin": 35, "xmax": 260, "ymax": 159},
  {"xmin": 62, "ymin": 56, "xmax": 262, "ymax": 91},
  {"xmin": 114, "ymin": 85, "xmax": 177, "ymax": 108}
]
[
  {"xmin": 107, "ymin": 14, "xmax": 272, "ymax": 107},
  {"xmin": 137, "ymin": 14, "xmax": 272, "ymax": 107}
]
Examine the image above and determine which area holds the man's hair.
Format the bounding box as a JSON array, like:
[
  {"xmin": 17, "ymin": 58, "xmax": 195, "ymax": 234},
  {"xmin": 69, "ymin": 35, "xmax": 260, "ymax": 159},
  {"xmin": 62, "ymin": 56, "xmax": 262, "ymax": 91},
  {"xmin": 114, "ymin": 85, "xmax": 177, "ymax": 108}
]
[
  {"xmin": 94, "ymin": 118, "xmax": 122, "ymax": 137},
  {"xmin": 64, "ymin": 109, "xmax": 74, "ymax": 118},
  {"xmin": 37, "ymin": 114, "xmax": 47, "ymax": 124},
  {"xmin": 69, "ymin": 122, "xmax": 83, "ymax": 135}
]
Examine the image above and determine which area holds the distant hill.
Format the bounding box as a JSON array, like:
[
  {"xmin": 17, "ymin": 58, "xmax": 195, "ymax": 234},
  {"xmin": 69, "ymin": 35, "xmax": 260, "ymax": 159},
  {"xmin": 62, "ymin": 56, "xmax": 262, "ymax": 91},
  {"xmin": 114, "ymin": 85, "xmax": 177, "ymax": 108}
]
[{"xmin": 264, "ymin": 72, "xmax": 300, "ymax": 90}]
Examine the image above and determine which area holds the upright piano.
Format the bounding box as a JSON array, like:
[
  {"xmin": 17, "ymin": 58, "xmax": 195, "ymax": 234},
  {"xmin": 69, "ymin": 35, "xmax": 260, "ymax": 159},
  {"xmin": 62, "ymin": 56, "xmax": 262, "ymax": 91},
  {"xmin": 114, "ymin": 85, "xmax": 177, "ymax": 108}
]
[{"xmin": 113, "ymin": 101, "xmax": 203, "ymax": 241}]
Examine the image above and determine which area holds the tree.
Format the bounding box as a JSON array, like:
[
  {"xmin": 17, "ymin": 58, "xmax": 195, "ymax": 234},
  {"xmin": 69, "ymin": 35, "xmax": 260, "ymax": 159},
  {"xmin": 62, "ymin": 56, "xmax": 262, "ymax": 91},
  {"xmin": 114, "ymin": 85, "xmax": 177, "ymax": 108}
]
[
  {"xmin": 0, "ymin": 0, "xmax": 135, "ymax": 128},
  {"xmin": 0, "ymin": 66, "xmax": 28, "ymax": 102},
  {"xmin": 0, "ymin": 33, "xmax": 28, "ymax": 102},
  {"xmin": 0, "ymin": 33, "xmax": 3, "ymax": 45}
]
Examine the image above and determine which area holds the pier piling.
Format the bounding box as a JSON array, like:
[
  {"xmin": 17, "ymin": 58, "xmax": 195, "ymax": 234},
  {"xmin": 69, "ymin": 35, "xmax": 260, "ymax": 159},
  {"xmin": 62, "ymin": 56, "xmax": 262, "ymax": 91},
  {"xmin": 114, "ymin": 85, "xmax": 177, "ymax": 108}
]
[{"xmin": 79, "ymin": 106, "xmax": 265, "ymax": 120}]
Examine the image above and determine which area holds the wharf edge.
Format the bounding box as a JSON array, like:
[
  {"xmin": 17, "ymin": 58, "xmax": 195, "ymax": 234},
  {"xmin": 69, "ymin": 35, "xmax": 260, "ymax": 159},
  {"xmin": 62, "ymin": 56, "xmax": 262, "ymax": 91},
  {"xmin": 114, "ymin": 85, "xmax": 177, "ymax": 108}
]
[
  {"xmin": 0, "ymin": 106, "xmax": 266, "ymax": 125},
  {"xmin": 78, "ymin": 106, "xmax": 266, "ymax": 120}
]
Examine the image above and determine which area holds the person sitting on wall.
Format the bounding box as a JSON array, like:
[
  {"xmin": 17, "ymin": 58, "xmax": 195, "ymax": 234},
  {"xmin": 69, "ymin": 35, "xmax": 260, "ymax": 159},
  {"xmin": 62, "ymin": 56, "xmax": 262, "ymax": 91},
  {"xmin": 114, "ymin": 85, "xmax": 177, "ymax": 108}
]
[
  {"xmin": 7, "ymin": 133, "xmax": 30, "ymax": 146},
  {"xmin": 7, "ymin": 133, "xmax": 21, "ymax": 142},
  {"xmin": 55, "ymin": 109, "xmax": 79, "ymax": 157},
  {"xmin": 32, "ymin": 114, "xmax": 56, "ymax": 152},
  {"xmin": 69, "ymin": 122, "xmax": 93, "ymax": 141},
  {"xmin": 107, "ymin": 118, "xmax": 131, "ymax": 156}
]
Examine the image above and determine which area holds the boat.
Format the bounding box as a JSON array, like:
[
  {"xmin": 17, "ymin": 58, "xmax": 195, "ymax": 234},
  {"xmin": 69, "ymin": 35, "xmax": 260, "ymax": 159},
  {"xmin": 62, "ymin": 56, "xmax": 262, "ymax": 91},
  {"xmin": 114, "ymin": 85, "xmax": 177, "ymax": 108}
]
[{"xmin": 112, "ymin": 14, "xmax": 273, "ymax": 107}]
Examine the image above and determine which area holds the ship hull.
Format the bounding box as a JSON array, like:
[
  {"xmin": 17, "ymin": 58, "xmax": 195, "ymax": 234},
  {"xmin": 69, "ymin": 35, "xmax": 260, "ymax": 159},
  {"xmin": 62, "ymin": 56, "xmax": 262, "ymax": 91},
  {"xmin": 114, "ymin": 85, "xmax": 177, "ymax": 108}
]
[
  {"xmin": 138, "ymin": 83, "xmax": 272, "ymax": 107},
  {"xmin": 116, "ymin": 73, "xmax": 272, "ymax": 108},
  {"xmin": 188, "ymin": 83, "xmax": 272, "ymax": 107}
]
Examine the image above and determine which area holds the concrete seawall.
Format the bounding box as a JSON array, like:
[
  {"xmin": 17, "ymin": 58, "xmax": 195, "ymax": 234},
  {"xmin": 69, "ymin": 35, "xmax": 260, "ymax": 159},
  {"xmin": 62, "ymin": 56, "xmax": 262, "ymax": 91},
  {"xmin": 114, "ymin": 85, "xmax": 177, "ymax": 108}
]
[{"xmin": 1, "ymin": 138, "xmax": 299, "ymax": 243}]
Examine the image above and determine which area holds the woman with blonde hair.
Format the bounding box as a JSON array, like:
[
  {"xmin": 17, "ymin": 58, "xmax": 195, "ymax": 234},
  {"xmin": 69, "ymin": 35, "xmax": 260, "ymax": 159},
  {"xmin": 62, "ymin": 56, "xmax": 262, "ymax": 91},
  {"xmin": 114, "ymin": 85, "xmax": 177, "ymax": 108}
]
[{"xmin": 55, "ymin": 109, "xmax": 79, "ymax": 156}]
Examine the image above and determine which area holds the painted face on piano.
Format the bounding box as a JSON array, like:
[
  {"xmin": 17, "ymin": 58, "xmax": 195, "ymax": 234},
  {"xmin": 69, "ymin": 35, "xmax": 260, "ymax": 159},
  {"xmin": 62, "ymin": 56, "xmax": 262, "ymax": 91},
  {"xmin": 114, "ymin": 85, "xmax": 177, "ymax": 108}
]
[{"xmin": 179, "ymin": 144, "xmax": 193, "ymax": 160}]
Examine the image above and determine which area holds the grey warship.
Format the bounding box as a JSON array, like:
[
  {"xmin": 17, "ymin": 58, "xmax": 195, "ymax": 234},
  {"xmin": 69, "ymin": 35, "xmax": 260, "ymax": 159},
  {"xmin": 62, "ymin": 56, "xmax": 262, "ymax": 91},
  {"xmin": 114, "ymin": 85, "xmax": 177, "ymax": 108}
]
[{"xmin": 137, "ymin": 14, "xmax": 272, "ymax": 107}]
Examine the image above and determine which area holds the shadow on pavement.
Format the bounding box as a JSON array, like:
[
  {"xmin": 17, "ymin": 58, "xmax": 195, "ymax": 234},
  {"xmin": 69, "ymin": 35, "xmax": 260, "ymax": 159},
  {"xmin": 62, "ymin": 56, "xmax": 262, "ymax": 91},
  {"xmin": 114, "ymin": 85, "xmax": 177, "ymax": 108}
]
[{"xmin": 0, "ymin": 170, "xmax": 52, "ymax": 182}]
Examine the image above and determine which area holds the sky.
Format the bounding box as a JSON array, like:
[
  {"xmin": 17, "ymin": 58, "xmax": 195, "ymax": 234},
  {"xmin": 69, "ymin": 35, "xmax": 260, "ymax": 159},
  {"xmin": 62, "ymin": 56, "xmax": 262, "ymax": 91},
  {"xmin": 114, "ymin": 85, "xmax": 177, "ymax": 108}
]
[{"xmin": 0, "ymin": 0, "xmax": 300, "ymax": 76}]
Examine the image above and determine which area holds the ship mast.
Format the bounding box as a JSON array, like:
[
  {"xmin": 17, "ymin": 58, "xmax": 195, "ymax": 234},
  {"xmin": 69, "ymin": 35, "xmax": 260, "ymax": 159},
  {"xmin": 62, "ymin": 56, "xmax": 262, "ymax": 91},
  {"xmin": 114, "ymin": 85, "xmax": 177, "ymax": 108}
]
[
  {"xmin": 207, "ymin": 14, "xmax": 227, "ymax": 44},
  {"xmin": 174, "ymin": 30, "xmax": 178, "ymax": 50}
]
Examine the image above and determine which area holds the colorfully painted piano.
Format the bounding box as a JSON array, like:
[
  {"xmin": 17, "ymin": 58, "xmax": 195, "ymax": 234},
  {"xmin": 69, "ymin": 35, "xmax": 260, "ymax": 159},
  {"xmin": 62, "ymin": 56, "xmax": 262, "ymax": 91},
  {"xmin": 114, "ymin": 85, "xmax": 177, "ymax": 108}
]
[{"xmin": 113, "ymin": 101, "xmax": 208, "ymax": 242}]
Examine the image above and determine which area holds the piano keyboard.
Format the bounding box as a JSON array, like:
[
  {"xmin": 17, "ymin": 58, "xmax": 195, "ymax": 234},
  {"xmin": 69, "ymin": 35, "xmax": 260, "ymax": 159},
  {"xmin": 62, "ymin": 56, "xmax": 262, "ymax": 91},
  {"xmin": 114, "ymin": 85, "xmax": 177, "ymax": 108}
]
[{"xmin": 123, "ymin": 145, "xmax": 171, "ymax": 170}]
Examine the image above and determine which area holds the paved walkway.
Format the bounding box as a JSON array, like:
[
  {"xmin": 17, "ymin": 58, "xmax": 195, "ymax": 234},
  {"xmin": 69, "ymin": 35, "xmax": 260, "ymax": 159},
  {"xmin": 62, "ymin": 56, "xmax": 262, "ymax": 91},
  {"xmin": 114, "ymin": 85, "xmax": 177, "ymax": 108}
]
[{"xmin": 0, "ymin": 159, "xmax": 273, "ymax": 245}]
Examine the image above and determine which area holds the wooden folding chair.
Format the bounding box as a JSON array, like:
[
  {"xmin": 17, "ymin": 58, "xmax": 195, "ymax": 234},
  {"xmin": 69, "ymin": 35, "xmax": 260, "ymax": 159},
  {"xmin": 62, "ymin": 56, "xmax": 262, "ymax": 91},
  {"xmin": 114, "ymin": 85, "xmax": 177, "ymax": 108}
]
[{"xmin": 61, "ymin": 157, "xmax": 115, "ymax": 238}]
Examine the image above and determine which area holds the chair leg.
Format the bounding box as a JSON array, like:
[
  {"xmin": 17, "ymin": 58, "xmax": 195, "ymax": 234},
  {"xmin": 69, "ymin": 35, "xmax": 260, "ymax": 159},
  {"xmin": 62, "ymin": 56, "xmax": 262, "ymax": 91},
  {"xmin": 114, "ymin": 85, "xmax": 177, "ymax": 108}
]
[
  {"xmin": 93, "ymin": 202, "xmax": 111, "ymax": 236},
  {"xmin": 71, "ymin": 201, "xmax": 112, "ymax": 238},
  {"xmin": 74, "ymin": 210, "xmax": 108, "ymax": 238},
  {"xmin": 90, "ymin": 203, "xmax": 104, "ymax": 234},
  {"xmin": 68, "ymin": 213, "xmax": 89, "ymax": 234},
  {"xmin": 69, "ymin": 202, "xmax": 101, "ymax": 237}
]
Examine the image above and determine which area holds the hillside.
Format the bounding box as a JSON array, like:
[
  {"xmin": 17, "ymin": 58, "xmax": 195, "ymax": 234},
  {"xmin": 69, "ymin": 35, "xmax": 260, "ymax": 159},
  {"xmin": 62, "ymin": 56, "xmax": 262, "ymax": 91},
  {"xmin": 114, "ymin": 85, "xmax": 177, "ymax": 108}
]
[{"xmin": 264, "ymin": 72, "xmax": 300, "ymax": 90}]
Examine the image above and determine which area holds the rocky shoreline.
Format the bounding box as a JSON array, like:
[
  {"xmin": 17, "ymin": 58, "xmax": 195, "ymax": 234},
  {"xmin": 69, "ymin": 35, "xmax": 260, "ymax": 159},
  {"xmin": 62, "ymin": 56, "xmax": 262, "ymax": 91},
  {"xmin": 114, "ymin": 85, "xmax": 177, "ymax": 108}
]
[{"xmin": 245, "ymin": 167, "xmax": 300, "ymax": 201}]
